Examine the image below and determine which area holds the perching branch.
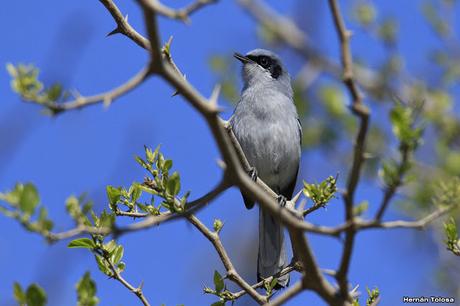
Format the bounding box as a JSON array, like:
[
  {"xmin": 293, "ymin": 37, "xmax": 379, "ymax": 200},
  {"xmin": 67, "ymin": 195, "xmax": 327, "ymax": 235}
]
[{"xmin": 130, "ymin": 2, "xmax": 340, "ymax": 304}]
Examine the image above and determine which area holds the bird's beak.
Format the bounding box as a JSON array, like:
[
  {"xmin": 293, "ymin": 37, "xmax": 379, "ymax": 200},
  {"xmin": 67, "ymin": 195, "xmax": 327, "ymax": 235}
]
[{"xmin": 233, "ymin": 52, "xmax": 252, "ymax": 64}]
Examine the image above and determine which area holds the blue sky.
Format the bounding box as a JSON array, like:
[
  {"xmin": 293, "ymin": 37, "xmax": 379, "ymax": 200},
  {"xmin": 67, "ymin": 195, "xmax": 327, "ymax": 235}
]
[{"xmin": 0, "ymin": 1, "xmax": 455, "ymax": 305}]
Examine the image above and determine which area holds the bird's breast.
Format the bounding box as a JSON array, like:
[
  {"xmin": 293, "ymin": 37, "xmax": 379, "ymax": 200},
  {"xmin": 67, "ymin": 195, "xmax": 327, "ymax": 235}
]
[{"xmin": 231, "ymin": 109, "xmax": 300, "ymax": 191}]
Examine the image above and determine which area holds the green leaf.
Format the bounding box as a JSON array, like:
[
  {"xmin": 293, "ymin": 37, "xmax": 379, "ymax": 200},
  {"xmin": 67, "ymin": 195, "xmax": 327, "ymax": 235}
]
[
  {"xmin": 319, "ymin": 85, "xmax": 346, "ymax": 117},
  {"xmin": 211, "ymin": 301, "xmax": 225, "ymax": 306},
  {"xmin": 378, "ymin": 160, "xmax": 399, "ymax": 188},
  {"xmin": 76, "ymin": 272, "xmax": 99, "ymax": 306},
  {"xmin": 38, "ymin": 207, "xmax": 53, "ymax": 231},
  {"xmin": 167, "ymin": 172, "xmax": 181, "ymax": 196},
  {"xmin": 68, "ymin": 238, "xmax": 96, "ymax": 249},
  {"xmin": 444, "ymin": 218, "xmax": 460, "ymax": 256},
  {"xmin": 213, "ymin": 219, "xmax": 223, "ymax": 233},
  {"xmin": 135, "ymin": 156, "xmax": 149, "ymax": 169},
  {"xmin": 95, "ymin": 255, "xmax": 112, "ymax": 277},
  {"xmin": 0, "ymin": 183, "xmax": 24, "ymax": 206},
  {"xmin": 164, "ymin": 159, "xmax": 173, "ymax": 171},
  {"xmin": 25, "ymin": 284, "xmax": 47, "ymax": 306},
  {"xmin": 117, "ymin": 262, "xmax": 126, "ymax": 273},
  {"xmin": 213, "ymin": 270, "xmax": 224, "ymax": 293},
  {"xmin": 106, "ymin": 186, "xmax": 121, "ymax": 208},
  {"xmin": 389, "ymin": 102, "xmax": 424, "ymax": 151},
  {"xmin": 111, "ymin": 245, "xmax": 124, "ymax": 265},
  {"xmin": 99, "ymin": 210, "xmax": 114, "ymax": 228},
  {"xmin": 45, "ymin": 84, "xmax": 63, "ymax": 102},
  {"xmin": 6, "ymin": 63, "xmax": 17, "ymax": 77},
  {"xmin": 104, "ymin": 240, "xmax": 117, "ymax": 253},
  {"xmin": 355, "ymin": 2, "xmax": 376, "ymax": 26},
  {"xmin": 269, "ymin": 278, "xmax": 278, "ymax": 290},
  {"xmin": 353, "ymin": 201, "xmax": 369, "ymax": 217},
  {"xmin": 303, "ymin": 175, "xmax": 337, "ymax": 208},
  {"xmin": 130, "ymin": 183, "xmax": 142, "ymax": 203},
  {"xmin": 13, "ymin": 282, "xmax": 26, "ymax": 304},
  {"xmin": 144, "ymin": 146, "xmax": 155, "ymax": 164},
  {"xmin": 203, "ymin": 286, "xmax": 215, "ymax": 294},
  {"xmin": 19, "ymin": 183, "xmax": 39, "ymax": 215},
  {"xmin": 366, "ymin": 287, "xmax": 380, "ymax": 306}
]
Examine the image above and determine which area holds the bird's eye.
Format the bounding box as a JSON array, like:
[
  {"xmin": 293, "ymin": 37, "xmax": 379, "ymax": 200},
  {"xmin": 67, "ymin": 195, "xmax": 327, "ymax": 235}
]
[{"xmin": 258, "ymin": 56, "xmax": 270, "ymax": 68}]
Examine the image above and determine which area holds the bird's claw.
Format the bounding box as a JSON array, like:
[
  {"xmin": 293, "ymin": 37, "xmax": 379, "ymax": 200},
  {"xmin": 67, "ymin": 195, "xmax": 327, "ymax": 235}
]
[
  {"xmin": 277, "ymin": 195, "xmax": 287, "ymax": 207},
  {"xmin": 248, "ymin": 167, "xmax": 258, "ymax": 181}
]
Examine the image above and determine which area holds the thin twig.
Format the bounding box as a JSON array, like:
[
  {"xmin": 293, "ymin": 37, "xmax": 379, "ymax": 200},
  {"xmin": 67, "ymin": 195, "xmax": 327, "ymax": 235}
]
[
  {"xmin": 186, "ymin": 214, "xmax": 267, "ymax": 304},
  {"xmin": 236, "ymin": 0, "xmax": 388, "ymax": 96},
  {"xmin": 103, "ymin": 251, "xmax": 151, "ymax": 306},
  {"xmin": 265, "ymin": 280, "xmax": 303, "ymax": 306},
  {"xmin": 375, "ymin": 144, "xmax": 411, "ymax": 220},
  {"xmin": 231, "ymin": 263, "xmax": 300, "ymax": 300},
  {"xmin": 138, "ymin": 0, "xmax": 218, "ymax": 23},
  {"xmin": 24, "ymin": 67, "xmax": 151, "ymax": 113}
]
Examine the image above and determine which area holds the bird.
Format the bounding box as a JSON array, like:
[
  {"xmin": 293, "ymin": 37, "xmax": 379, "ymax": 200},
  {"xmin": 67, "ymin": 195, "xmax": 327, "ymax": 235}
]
[{"xmin": 230, "ymin": 49, "xmax": 302, "ymax": 288}]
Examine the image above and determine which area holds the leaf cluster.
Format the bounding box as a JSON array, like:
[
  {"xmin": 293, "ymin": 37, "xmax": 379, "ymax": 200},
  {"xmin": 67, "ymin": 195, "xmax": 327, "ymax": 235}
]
[
  {"xmin": 107, "ymin": 145, "xmax": 190, "ymax": 215},
  {"xmin": 203, "ymin": 270, "xmax": 234, "ymax": 306},
  {"xmin": 0, "ymin": 183, "xmax": 53, "ymax": 236},
  {"xmin": 7, "ymin": 63, "xmax": 67, "ymax": 107},
  {"xmin": 303, "ymin": 175, "xmax": 338, "ymax": 208}
]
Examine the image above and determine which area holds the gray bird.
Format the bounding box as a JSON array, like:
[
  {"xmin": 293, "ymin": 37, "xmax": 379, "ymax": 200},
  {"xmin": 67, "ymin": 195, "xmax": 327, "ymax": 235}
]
[{"xmin": 230, "ymin": 49, "xmax": 301, "ymax": 288}]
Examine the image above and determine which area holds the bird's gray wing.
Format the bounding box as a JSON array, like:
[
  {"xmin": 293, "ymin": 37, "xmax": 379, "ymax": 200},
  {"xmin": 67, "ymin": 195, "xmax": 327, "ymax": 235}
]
[
  {"xmin": 280, "ymin": 118, "xmax": 301, "ymax": 199},
  {"xmin": 297, "ymin": 118, "xmax": 302, "ymax": 146}
]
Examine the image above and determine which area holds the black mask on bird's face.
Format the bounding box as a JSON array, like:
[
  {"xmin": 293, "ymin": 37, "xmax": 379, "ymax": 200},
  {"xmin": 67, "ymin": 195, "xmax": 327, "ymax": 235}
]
[{"xmin": 234, "ymin": 52, "xmax": 283, "ymax": 79}]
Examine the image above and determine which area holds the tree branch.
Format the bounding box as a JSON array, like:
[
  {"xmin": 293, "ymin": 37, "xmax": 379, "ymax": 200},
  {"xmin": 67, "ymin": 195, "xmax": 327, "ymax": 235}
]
[
  {"xmin": 24, "ymin": 67, "xmax": 151, "ymax": 113},
  {"xmin": 265, "ymin": 280, "xmax": 303, "ymax": 306},
  {"xmin": 186, "ymin": 214, "xmax": 267, "ymax": 304},
  {"xmin": 328, "ymin": 0, "xmax": 369, "ymax": 302},
  {"xmin": 136, "ymin": 0, "xmax": 218, "ymax": 23},
  {"xmin": 236, "ymin": 0, "xmax": 386, "ymax": 96},
  {"xmin": 231, "ymin": 263, "xmax": 300, "ymax": 300},
  {"xmin": 375, "ymin": 144, "xmax": 411, "ymax": 220},
  {"xmin": 102, "ymin": 250, "xmax": 151, "ymax": 306},
  {"xmin": 99, "ymin": 0, "xmax": 150, "ymax": 49}
]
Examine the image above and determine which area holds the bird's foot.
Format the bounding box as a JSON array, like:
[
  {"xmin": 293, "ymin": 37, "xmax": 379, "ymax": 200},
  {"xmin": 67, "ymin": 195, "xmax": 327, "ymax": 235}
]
[
  {"xmin": 277, "ymin": 195, "xmax": 287, "ymax": 207},
  {"xmin": 248, "ymin": 166, "xmax": 258, "ymax": 181}
]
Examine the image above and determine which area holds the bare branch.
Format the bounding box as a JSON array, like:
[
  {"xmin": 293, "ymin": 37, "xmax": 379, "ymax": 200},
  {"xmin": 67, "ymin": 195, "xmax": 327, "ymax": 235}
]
[
  {"xmin": 236, "ymin": 0, "xmax": 385, "ymax": 95},
  {"xmin": 137, "ymin": 0, "xmax": 218, "ymax": 23},
  {"xmin": 299, "ymin": 203, "xmax": 457, "ymax": 236},
  {"xmin": 375, "ymin": 144, "xmax": 411, "ymax": 220},
  {"xmin": 24, "ymin": 67, "xmax": 151, "ymax": 113},
  {"xmin": 99, "ymin": 0, "xmax": 149, "ymax": 49},
  {"xmin": 103, "ymin": 251, "xmax": 151, "ymax": 306},
  {"xmin": 231, "ymin": 263, "xmax": 300, "ymax": 300},
  {"xmin": 137, "ymin": 0, "xmax": 163, "ymax": 70},
  {"xmin": 327, "ymin": 0, "xmax": 369, "ymax": 301},
  {"xmin": 186, "ymin": 214, "xmax": 267, "ymax": 304}
]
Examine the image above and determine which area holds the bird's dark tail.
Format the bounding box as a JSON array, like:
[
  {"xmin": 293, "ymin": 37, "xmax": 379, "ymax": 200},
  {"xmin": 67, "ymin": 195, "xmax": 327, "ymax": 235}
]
[{"xmin": 257, "ymin": 207, "xmax": 289, "ymax": 288}]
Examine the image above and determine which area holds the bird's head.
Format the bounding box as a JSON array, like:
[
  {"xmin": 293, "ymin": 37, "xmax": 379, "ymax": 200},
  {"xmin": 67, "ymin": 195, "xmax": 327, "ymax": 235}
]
[{"xmin": 234, "ymin": 49, "xmax": 291, "ymax": 94}]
